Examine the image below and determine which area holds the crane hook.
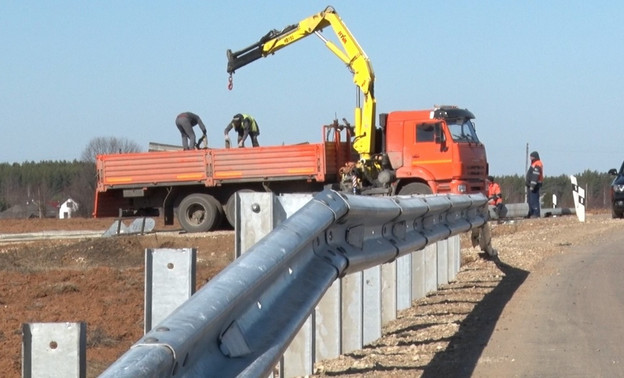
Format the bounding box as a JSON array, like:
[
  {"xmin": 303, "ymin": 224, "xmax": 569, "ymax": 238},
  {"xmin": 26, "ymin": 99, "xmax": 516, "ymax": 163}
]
[{"xmin": 227, "ymin": 74, "xmax": 234, "ymax": 91}]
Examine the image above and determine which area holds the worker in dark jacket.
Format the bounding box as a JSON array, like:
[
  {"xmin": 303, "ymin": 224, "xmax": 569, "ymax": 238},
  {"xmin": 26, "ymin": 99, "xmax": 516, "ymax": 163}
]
[
  {"xmin": 525, "ymin": 151, "xmax": 544, "ymax": 218},
  {"xmin": 224, "ymin": 113, "xmax": 260, "ymax": 148},
  {"xmin": 176, "ymin": 112, "xmax": 207, "ymax": 150}
]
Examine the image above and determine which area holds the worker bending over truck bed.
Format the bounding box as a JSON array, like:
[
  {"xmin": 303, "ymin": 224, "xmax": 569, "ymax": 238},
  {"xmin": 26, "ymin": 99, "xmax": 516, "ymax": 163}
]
[
  {"xmin": 224, "ymin": 113, "xmax": 260, "ymax": 148},
  {"xmin": 175, "ymin": 112, "xmax": 207, "ymax": 150}
]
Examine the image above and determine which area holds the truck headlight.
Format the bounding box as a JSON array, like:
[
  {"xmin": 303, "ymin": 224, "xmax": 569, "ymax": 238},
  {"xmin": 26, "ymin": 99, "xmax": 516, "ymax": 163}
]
[{"xmin": 457, "ymin": 184, "xmax": 467, "ymax": 193}]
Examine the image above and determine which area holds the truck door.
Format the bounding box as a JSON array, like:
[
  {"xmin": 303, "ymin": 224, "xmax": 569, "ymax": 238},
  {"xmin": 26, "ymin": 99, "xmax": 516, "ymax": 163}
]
[{"xmin": 403, "ymin": 121, "xmax": 453, "ymax": 179}]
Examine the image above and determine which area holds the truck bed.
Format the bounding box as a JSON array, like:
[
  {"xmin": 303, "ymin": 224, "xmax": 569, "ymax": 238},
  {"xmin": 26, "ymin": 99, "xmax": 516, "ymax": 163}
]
[{"xmin": 96, "ymin": 142, "xmax": 353, "ymax": 192}]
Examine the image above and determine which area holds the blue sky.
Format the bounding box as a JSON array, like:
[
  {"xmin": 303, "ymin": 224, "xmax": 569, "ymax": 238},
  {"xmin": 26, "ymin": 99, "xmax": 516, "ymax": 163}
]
[{"xmin": 1, "ymin": 1, "xmax": 623, "ymax": 176}]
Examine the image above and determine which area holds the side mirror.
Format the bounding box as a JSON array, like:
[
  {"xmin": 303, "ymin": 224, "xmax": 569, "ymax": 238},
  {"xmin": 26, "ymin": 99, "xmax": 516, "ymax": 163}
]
[{"xmin": 608, "ymin": 168, "xmax": 618, "ymax": 176}]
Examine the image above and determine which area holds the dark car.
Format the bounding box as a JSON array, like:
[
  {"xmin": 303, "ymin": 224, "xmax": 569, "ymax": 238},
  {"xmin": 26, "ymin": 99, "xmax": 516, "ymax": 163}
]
[{"xmin": 608, "ymin": 162, "xmax": 624, "ymax": 218}]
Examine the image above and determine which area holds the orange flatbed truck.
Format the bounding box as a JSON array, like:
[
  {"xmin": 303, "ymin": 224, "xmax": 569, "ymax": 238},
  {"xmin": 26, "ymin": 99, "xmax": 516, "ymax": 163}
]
[
  {"xmin": 93, "ymin": 6, "xmax": 488, "ymax": 232},
  {"xmin": 94, "ymin": 106, "xmax": 487, "ymax": 232}
]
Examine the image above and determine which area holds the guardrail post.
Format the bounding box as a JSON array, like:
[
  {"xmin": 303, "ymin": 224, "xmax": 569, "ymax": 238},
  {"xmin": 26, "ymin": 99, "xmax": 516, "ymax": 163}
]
[
  {"xmin": 238, "ymin": 192, "xmax": 316, "ymax": 377},
  {"xmin": 236, "ymin": 193, "xmax": 312, "ymax": 256},
  {"xmin": 363, "ymin": 266, "xmax": 382, "ymax": 345},
  {"xmin": 411, "ymin": 249, "xmax": 426, "ymax": 302},
  {"xmin": 423, "ymin": 243, "xmax": 438, "ymax": 294},
  {"xmin": 22, "ymin": 322, "xmax": 86, "ymax": 378},
  {"xmin": 437, "ymin": 240, "xmax": 449, "ymax": 286},
  {"xmin": 315, "ymin": 280, "xmax": 341, "ymax": 361},
  {"xmin": 397, "ymin": 254, "xmax": 412, "ymax": 310},
  {"xmin": 381, "ymin": 262, "xmax": 397, "ymax": 325},
  {"xmin": 235, "ymin": 192, "xmax": 275, "ymax": 256},
  {"xmin": 282, "ymin": 316, "xmax": 314, "ymax": 378},
  {"xmin": 448, "ymin": 236, "xmax": 460, "ymax": 281},
  {"xmin": 144, "ymin": 248, "xmax": 196, "ymax": 332},
  {"xmin": 341, "ymin": 272, "xmax": 363, "ymax": 354}
]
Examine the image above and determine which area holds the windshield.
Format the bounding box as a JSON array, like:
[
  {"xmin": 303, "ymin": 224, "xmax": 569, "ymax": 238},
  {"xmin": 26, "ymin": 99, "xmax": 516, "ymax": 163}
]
[{"xmin": 448, "ymin": 118, "xmax": 480, "ymax": 143}]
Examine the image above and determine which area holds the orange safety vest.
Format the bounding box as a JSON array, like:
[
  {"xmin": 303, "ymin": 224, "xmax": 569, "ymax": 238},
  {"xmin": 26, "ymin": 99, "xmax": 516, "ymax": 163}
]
[
  {"xmin": 531, "ymin": 160, "xmax": 544, "ymax": 183},
  {"xmin": 488, "ymin": 182, "xmax": 502, "ymax": 205}
]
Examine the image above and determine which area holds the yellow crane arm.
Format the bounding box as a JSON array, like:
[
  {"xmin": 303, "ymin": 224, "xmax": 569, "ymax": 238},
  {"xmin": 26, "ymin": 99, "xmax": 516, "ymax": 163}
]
[{"xmin": 226, "ymin": 6, "xmax": 376, "ymax": 160}]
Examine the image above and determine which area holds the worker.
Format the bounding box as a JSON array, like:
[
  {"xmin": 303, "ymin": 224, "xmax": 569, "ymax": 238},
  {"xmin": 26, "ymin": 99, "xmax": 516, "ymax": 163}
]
[
  {"xmin": 487, "ymin": 175, "xmax": 503, "ymax": 218},
  {"xmin": 525, "ymin": 151, "xmax": 544, "ymax": 218},
  {"xmin": 175, "ymin": 112, "xmax": 207, "ymax": 150},
  {"xmin": 224, "ymin": 113, "xmax": 260, "ymax": 148}
]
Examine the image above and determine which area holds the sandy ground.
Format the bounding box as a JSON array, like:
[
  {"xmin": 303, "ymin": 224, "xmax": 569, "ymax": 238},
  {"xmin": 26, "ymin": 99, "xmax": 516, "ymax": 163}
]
[{"xmin": 0, "ymin": 211, "xmax": 618, "ymax": 377}]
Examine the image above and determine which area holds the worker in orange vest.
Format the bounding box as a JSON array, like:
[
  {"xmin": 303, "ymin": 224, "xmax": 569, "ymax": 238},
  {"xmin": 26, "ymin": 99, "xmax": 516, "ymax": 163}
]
[
  {"xmin": 526, "ymin": 151, "xmax": 544, "ymax": 218},
  {"xmin": 487, "ymin": 175, "xmax": 503, "ymax": 217}
]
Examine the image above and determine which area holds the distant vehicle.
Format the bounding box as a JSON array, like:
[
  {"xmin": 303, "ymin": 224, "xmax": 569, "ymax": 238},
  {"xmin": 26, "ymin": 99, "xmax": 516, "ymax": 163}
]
[{"xmin": 608, "ymin": 162, "xmax": 624, "ymax": 218}]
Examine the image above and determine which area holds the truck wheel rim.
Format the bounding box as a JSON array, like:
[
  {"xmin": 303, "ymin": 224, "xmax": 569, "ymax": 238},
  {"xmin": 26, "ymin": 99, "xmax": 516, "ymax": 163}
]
[{"xmin": 187, "ymin": 205, "xmax": 205, "ymax": 225}]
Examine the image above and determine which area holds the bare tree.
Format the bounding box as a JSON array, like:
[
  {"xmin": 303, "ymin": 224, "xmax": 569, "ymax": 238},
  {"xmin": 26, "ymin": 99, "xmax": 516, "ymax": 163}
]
[
  {"xmin": 72, "ymin": 137, "xmax": 143, "ymax": 216},
  {"xmin": 80, "ymin": 136, "xmax": 143, "ymax": 163}
]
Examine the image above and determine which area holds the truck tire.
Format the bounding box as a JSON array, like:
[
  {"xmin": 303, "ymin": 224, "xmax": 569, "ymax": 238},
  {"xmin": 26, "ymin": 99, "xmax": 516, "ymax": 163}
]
[
  {"xmin": 206, "ymin": 195, "xmax": 225, "ymax": 227},
  {"xmin": 225, "ymin": 189, "xmax": 254, "ymax": 228},
  {"xmin": 178, "ymin": 193, "xmax": 221, "ymax": 233},
  {"xmin": 399, "ymin": 182, "xmax": 432, "ymax": 195}
]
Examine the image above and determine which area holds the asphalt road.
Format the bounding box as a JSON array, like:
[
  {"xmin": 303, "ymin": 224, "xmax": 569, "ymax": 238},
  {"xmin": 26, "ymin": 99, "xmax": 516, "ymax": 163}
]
[{"xmin": 473, "ymin": 227, "xmax": 624, "ymax": 377}]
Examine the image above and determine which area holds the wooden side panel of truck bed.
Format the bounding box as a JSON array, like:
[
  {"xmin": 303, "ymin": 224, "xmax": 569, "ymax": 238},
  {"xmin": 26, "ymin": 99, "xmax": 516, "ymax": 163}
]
[{"xmin": 96, "ymin": 143, "xmax": 330, "ymax": 191}]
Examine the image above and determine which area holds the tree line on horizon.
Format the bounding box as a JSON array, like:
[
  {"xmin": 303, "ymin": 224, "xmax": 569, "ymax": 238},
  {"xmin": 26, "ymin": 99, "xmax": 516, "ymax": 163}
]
[
  {"xmin": 0, "ymin": 137, "xmax": 142, "ymax": 218},
  {"xmin": 0, "ymin": 146, "xmax": 617, "ymax": 219}
]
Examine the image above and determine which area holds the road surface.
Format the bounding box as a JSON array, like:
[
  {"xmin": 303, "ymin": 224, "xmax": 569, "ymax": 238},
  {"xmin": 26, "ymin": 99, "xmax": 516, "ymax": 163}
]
[{"xmin": 473, "ymin": 226, "xmax": 624, "ymax": 377}]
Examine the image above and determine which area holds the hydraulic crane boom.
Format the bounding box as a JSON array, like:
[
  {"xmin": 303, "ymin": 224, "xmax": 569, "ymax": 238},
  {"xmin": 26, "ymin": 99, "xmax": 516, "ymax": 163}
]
[{"xmin": 226, "ymin": 6, "xmax": 376, "ymax": 160}]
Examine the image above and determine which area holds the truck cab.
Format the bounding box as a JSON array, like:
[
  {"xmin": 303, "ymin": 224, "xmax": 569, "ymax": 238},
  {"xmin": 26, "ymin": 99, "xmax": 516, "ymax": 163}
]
[{"xmin": 383, "ymin": 106, "xmax": 488, "ymax": 195}]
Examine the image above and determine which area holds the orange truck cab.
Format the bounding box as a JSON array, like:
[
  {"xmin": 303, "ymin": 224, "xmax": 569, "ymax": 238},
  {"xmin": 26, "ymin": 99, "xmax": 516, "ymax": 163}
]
[{"xmin": 382, "ymin": 106, "xmax": 488, "ymax": 196}]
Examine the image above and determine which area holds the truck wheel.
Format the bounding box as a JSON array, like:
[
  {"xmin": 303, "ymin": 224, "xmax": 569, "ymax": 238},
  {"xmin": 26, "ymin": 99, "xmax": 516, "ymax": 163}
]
[
  {"xmin": 178, "ymin": 193, "xmax": 220, "ymax": 233},
  {"xmin": 399, "ymin": 182, "xmax": 432, "ymax": 195},
  {"xmin": 206, "ymin": 195, "xmax": 225, "ymax": 227},
  {"xmin": 225, "ymin": 189, "xmax": 254, "ymax": 228}
]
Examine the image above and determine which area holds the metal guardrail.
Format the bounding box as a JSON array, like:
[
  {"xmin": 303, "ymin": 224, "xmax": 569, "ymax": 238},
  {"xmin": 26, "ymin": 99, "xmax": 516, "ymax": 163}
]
[{"xmin": 100, "ymin": 189, "xmax": 488, "ymax": 377}]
